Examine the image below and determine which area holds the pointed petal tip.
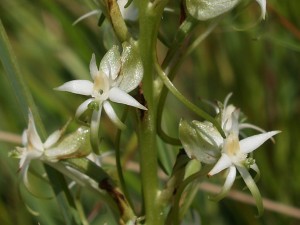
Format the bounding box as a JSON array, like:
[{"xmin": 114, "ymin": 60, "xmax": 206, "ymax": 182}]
[{"xmin": 54, "ymin": 80, "xmax": 93, "ymax": 96}]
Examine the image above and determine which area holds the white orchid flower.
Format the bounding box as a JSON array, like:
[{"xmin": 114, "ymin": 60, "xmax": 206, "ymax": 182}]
[
  {"xmin": 11, "ymin": 110, "xmax": 91, "ymax": 187},
  {"xmin": 179, "ymin": 103, "xmax": 280, "ymax": 215},
  {"xmin": 207, "ymin": 111, "xmax": 280, "ymax": 215},
  {"xmin": 13, "ymin": 110, "xmax": 64, "ymax": 186},
  {"xmin": 55, "ymin": 44, "xmax": 146, "ymax": 153}
]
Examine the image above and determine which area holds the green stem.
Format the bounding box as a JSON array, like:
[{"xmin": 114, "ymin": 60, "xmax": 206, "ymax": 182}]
[
  {"xmin": 166, "ymin": 166, "xmax": 212, "ymax": 225},
  {"xmin": 104, "ymin": 0, "xmax": 131, "ymax": 42},
  {"xmin": 155, "ymin": 61, "xmax": 225, "ymax": 138},
  {"xmin": 156, "ymin": 19, "xmax": 223, "ymax": 144},
  {"xmin": 115, "ymin": 107, "xmax": 134, "ymax": 209},
  {"xmin": 161, "ymin": 17, "xmax": 197, "ymax": 70},
  {"xmin": 63, "ymin": 158, "xmax": 136, "ymax": 223},
  {"xmin": 138, "ymin": 1, "xmax": 169, "ymax": 224}
]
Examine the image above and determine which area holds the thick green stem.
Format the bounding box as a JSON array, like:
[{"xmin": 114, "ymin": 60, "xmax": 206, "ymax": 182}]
[
  {"xmin": 138, "ymin": 1, "xmax": 169, "ymax": 224},
  {"xmin": 105, "ymin": 0, "xmax": 130, "ymax": 42}
]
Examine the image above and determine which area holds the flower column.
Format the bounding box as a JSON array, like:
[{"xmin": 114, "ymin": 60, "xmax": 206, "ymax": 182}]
[{"xmin": 138, "ymin": 0, "xmax": 168, "ymax": 225}]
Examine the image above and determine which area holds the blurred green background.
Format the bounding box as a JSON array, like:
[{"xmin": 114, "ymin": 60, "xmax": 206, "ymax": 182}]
[{"xmin": 0, "ymin": 0, "xmax": 299, "ymax": 224}]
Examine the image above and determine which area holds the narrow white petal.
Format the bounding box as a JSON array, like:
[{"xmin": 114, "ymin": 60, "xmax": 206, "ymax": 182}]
[
  {"xmin": 240, "ymin": 123, "xmax": 276, "ymax": 143},
  {"xmin": 20, "ymin": 162, "xmax": 30, "ymax": 189},
  {"xmin": 223, "ymin": 93, "xmax": 233, "ymax": 108},
  {"xmin": 108, "ymin": 87, "xmax": 147, "ymax": 110},
  {"xmin": 19, "ymin": 151, "xmax": 43, "ymax": 171},
  {"xmin": 44, "ymin": 130, "xmax": 61, "ymax": 149},
  {"xmin": 250, "ymin": 163, "xmax": 261, "ymax": 183},
  {"xmin": 210, "ymin": 166, "xmax": 236, "ymax": 201},
  {"xmin": 90, "ymin": 108, "xmax": 102, "ymax": 154},
  {"xmin": 21, "ymin": 130, "xmax": 28, "ymax": 146},
  {"xmin": 90, "ymin": 53, "xmax": 98, "ymax": 80},
  {"xmin": 75, "ymin": 98, "xmax": 94, "ymax": 118},
  {"xmin": 208, "ymin": 153, "xmax": 232, "ymax": 176},
  {"xmin": 236, "ymin": 165, "xmax": 264, "ymax": 217},
  {"xmin": 19, "ymin": 151, "xmax": 43, "ymax": 192},
  {"xmin": 256, "ymin": 0, "xmax": 266, "ymax": 20},
  {"xmin": 27, "ymin": 110, "xmax": 43, "ymax": 150},
  {"xmin": 54, "ymin": 80, "xmax": 93, "ymax": 96},
  {"xmin": 44, "ymin": 118, "xmax": 71, "ymax": 149},
  {"xmin": 73, "ymin": 10, "xmax": 100, "ymax": 26},
  {"xmin": 239, "ymin": 131, "xmax": 281, "ymax": 154},
  {"xmin": 103, "ymin": 101, "xmax": 126, "ymax": 130},
  {"xmin": 239, "ymin": 123, "xmax": 265, "ymax": 133}
]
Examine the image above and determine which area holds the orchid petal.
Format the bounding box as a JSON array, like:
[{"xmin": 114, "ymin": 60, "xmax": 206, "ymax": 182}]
[
  {"xmin": 100, "ymin": 45, "xmax": 121, "ymax": 80},
  {"xmin": 108, "ymin": 87, "xmax": 147, "ymax": 110},
  {"xmin": 19, "ymin": 151, "xmax": 43, "ymax": 171},
  {"xmin": 27, "ymin": 110, "xmax": 43, "ymax": 150},
  {"xmin": 256, "ymin": 0, "xmax": 266, "ymax": 20},
  {"xmin": 208, "ymin": 153, "xmax": 232, "ymax": 176},
  {"xmin": 90, "ymin": 108, "xmax": 102, "ymax": 154},
  {"xmin": 239, "ymin": 123, "xmax": 275, "ymax": 143},
  {"xmin": 186, "ymin": 0, "xmax": 239, "ymax": 21},
  {"xmin": 239, "ymin": 123, "xmax": 265, "ymax": 133},
  {"xmin": 90, "ymin": 53, "xmax": 99, "ymax": 80},
  {"xmin": 236, "ymin": 165, "xmax": 264, "ymax": 217},
  {"xmin": 239, "ymin": 131, "xmax": 281, "ymax": 154},
  {"xmin": 179, "ymin": 119, "xmax": 220, "ymax": 164},
  {"xmin": 21, "ymin": 130, "xmax": 28, "ymax": 146},
  {"xmin": 75, "ymin": 98, "xmax": 94, "ymax": 118},
  {"xmin": 19, "ymin": 151, "xmax": 43, "ymax": 193},
  {"xmin": 250, "ymin": 163, "xmax": 261, "ymax": 183},
  {"xmin": 192, "ymin": 120, "xmax": 223, "ymax": 148},
  {"xmin": 44, "ymin": 130, "xmax": 61, "ymax": 149},
  {"xmin": 118, "ymin": 42, "xmax": 143, "ymax": 92},
  {"xmin": 210, "ymin": 166, "xmax": 236, "ymax": 201},
  {"xmin": 54, "ymin": 80, "xmax": 93, "ymax": 96},
  {"xmin": 223, "ymin": 93, "xmax": 233, "ymax": 109},
  {"xmin": 103, "ymin": 101, "xmax": 126, "ymax": 130},
  {"xmin": 44, "ymin": 119, "xmax": 70, "ymax": 149},
  {"xmin": 73, "ymin": 10, "xmax": 100, "ymax": 26},
  {"xmin": 45, "ymin": 127, "xmax": 90, "ymax": 161}
]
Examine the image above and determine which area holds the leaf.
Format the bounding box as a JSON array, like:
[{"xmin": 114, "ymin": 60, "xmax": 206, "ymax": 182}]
[
  {"xmin": 186, "ymin": 0, "xmax": 240, "ymax": 21},
  {"xmin": 179, "ymin": 119, "xmax": 220, "ymax": 164},
  {"xmin": 118, "ymin": 41, "xmax": 143, "ymax": 93}
]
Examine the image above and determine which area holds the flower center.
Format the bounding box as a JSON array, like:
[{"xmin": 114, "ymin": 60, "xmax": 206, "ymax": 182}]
[
  {"xmin": 223, "ymin": 132, "xmax": 247, "ymax": 163},
  {"xmin": 223, "ymin": 132, "xmax": 240, "ymax": 156},
  {"xmin": 92, "ymin": 71, "xmax": 110, "ymax": 101}
]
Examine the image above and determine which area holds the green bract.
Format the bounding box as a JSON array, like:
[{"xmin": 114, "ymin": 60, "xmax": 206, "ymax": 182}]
[
  {"xmin": 118, "ymin": 41, "xmax": 143, "ymax": 93},
  {"xmin": 45, "ymin": 127, "xmax": 91, "ymax": 161},
  {"xmin": 179, "ymin": 119, "xmax": 221, "ymax": 164},
  {"xmin": 186, "ymin": 0, "xmax": 239, "ymax": 21}
]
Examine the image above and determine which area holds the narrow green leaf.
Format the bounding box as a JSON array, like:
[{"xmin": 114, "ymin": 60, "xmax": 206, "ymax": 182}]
[{"xmin": 0, "ymin": 19, "xmax": 41, "ymax": 125}]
